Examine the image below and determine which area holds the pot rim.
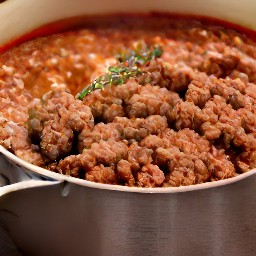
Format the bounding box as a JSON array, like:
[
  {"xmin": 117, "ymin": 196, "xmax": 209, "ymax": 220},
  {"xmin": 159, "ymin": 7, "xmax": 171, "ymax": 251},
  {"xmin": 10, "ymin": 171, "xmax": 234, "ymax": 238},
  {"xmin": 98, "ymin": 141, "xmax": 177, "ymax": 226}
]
[
  {"xmin": 0, "ymin": 0, "xmax": 256, "ymax": 47},
  {"xmin": 1, "ymin": 145, "xmax": 255, "ymax": 193}
]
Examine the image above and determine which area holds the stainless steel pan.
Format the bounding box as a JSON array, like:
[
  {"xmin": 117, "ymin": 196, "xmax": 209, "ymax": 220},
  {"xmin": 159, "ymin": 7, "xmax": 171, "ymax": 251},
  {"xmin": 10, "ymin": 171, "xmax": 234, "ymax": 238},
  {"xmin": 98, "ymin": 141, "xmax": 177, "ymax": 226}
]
[{"xmin": 0, "ymin": 0, "xmax": 256, "ymax": 255}]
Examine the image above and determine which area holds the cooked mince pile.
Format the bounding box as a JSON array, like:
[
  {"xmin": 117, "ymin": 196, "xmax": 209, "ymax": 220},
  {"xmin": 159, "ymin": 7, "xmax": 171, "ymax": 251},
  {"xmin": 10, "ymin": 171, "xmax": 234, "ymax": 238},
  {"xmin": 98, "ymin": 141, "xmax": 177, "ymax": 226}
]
[{"xmin": 1, "ymin": 15, "xmax": 256, "ymax": 187}]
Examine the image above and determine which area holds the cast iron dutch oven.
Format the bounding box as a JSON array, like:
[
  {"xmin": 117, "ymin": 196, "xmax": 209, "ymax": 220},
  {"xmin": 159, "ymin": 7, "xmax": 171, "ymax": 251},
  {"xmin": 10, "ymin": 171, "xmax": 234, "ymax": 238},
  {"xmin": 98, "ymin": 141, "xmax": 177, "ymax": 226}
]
[{"xmin": 0, "ymin": 0, "xmax": 256, "ymax": 255}]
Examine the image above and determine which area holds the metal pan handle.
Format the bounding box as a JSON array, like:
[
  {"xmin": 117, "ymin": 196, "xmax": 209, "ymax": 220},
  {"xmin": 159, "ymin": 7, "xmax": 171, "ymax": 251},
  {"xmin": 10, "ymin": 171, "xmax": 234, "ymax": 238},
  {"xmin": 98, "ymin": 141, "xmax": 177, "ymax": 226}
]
[{"xmin": 0, "ymin": 153, "xmax": 60, "ymax": 196}]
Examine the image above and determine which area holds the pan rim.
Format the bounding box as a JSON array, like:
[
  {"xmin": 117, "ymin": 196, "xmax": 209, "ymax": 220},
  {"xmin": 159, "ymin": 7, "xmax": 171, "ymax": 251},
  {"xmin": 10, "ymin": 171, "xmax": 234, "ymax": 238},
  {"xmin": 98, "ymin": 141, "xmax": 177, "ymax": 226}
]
[{"xmin": 1, "ymin": 145, "xmax": 255, "ymax": 194}]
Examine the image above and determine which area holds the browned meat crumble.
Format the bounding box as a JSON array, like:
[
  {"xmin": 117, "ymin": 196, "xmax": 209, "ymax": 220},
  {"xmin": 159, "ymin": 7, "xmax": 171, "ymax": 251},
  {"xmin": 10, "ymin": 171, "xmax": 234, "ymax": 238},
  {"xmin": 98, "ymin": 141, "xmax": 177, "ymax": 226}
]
[{"xmin": 0, "ymin": 15, "xmax": 256, "ymax": 187}]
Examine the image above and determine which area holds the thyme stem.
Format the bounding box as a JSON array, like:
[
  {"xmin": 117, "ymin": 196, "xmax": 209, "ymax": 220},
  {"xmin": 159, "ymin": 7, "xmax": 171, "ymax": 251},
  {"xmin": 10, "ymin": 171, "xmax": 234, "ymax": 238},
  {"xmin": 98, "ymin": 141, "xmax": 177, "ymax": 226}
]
[{"xmin": 76, "ymin": 42, "xmax": 162, "ymax": 100}]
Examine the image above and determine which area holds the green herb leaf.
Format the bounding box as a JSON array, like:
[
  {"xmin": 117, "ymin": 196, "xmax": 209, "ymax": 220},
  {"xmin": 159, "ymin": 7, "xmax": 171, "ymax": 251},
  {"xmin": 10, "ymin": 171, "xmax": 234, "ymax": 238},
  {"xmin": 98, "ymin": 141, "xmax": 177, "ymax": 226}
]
[
  {"xmin": 152, "ymin": 46, "xmax": 163, "ymax": 58},
  {"xmin": 76, "ymin": 42, "xmax": 163, "ymax": 100}
]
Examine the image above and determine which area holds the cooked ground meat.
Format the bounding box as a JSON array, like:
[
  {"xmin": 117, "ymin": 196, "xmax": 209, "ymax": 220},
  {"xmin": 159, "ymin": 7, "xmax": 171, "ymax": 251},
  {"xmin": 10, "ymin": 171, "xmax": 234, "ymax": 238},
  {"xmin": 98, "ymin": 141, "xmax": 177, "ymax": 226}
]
[
  {"xmin": 1, "ymin": 15, "xmax": 256, "ymax": 187},
  {"xmin": 0, "ymin": 118, "xmax": 44, "ymax": 166},
  {"xmin": 27, "ymin": 91, "xmax": 93, "ymax": 161},
  {"xmin": 86, "ymin": 164, "xmax": 117, "ymax": 184}
]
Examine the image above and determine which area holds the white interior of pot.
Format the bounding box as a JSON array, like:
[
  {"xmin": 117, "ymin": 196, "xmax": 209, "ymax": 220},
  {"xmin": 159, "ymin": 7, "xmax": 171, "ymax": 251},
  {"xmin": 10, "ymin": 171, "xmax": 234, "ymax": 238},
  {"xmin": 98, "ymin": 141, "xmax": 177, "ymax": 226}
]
[
  {"xmin": 0, "ymin": 0, "xmax": 256, "ymax": 193},
  {"xmin": 0, "ymin": 0, "xmax": 255, "ymax": 46}
]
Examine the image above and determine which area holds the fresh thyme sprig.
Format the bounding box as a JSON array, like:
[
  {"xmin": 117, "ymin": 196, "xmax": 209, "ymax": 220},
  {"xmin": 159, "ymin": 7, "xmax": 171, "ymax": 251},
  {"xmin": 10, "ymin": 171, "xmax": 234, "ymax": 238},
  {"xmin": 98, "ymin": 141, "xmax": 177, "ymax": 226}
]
[
  {"xmin": 76, "ymin": 42, "xmax": 163, "ymax": 100},
  {"xmin": 76, "ymin": 65, "xmax": 141, "ymax": 100},
  {"xmin": 117, "ymin": 42, "xmax": 163, "ymax": 65}
]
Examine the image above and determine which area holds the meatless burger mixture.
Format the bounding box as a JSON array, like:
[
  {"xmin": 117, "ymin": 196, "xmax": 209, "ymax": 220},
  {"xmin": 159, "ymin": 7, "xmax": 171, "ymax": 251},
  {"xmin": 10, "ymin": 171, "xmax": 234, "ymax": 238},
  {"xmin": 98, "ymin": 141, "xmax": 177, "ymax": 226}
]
[{"xmin": 1, "ymin": 15, "xmax": 256, "ymax": 187}]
